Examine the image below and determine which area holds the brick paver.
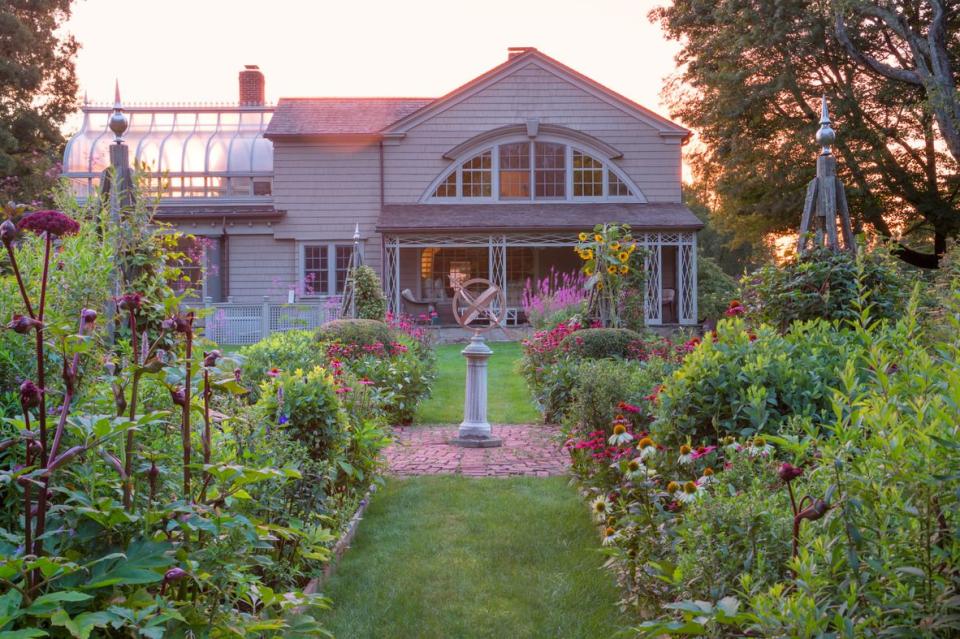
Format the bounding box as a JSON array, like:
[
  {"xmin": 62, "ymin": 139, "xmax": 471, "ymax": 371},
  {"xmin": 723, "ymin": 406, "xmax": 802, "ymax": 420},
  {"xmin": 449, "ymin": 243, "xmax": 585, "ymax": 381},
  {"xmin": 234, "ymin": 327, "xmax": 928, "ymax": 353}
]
[{"xmin": 385, "ymin": 425, "xmax": 570, "ymax": 477}]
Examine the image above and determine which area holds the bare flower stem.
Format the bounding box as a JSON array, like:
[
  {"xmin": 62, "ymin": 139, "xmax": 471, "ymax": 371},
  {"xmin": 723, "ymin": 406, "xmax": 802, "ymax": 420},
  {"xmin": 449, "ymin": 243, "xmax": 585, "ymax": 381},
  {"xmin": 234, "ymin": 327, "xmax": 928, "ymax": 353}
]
[
  {"xmin": 123, "ymin": 310, "xmax": 139, "ymax": 511},
  {"xmin": 182, "ymin": 319, "xmax": 194, "ymax": 500},
  {"xmin": 201, "ymin": 369, "xmax": 211, "ymax": 502}
]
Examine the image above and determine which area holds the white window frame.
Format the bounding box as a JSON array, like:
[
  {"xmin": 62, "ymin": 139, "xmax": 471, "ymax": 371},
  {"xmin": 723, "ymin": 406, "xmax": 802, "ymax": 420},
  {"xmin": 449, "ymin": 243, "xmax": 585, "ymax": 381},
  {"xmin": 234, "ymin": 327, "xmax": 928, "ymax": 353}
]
[
  {"xmin": 422, "ymin": 135, "xmax": 646, "ymax": 204},
  {"xmin": 298, "ymin": 242, "xmax": 360, "ymax": 298}
]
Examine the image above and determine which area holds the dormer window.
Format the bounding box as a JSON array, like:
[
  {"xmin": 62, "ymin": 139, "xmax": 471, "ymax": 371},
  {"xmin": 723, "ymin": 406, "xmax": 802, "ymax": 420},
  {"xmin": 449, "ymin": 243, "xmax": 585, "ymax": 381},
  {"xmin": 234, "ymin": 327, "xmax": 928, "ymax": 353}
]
[{"xmin": 427, "ymin": 140, "xmax": 639, "ymax": 202}]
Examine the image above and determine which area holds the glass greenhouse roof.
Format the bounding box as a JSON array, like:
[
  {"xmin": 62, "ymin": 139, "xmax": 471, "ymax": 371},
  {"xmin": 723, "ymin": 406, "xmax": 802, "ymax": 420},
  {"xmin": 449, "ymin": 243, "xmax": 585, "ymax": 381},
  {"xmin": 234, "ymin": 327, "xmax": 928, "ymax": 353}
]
[{"xmin": 63, "ymin": 105, "xmax": 274, "ymax": 200}]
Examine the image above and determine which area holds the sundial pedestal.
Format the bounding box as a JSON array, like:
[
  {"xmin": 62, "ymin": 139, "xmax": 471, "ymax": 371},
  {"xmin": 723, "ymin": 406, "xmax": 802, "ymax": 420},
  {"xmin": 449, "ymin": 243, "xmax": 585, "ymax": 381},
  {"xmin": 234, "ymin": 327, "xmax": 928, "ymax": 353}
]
[
  {"xmin": 450, "ymin": 333, "xmax": 502, "ymax": 448},
  {"xmin": 448, "ymin": 278, "xmax": 506, "ymax": 449}
]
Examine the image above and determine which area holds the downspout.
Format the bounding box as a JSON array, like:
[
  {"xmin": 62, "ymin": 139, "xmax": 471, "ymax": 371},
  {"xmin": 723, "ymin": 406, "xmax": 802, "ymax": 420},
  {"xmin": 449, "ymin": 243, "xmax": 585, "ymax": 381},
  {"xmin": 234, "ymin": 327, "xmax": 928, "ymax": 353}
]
[
  {"xmin": 379, "ymin": 139, "xmax": 385, "ymax": 209},
  {"xmin": 221, "ymin": 216, "xmax": 229, "ymax": 301}
]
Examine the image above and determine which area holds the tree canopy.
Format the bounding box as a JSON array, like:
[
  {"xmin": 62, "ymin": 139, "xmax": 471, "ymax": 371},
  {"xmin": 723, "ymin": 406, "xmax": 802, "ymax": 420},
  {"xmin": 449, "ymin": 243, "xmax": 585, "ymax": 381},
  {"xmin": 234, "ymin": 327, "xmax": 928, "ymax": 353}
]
[
  {"xmin": 653, "ymin": 0, "xmax": 960, "ymax": 267},
  {"xmin": 0, "ymin": 0, "xmax": 78, "ymax": 205}
]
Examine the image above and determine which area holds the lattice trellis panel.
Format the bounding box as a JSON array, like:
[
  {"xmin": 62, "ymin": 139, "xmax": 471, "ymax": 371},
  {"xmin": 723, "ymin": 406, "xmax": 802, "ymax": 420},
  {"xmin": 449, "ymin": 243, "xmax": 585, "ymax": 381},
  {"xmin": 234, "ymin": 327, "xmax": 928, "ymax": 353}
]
[
  {"xmin": 644, "ymin": 246, "xmax": 662, "ymax": 324},
  {"xmin": 384, "ymin": 238, "xmax": 400, "ymax": 314},
  {"xmin": 679, "ymin": 243, "xmax": 695, "ymax": 323},
  {"xmin": 490, "ymin": 235, "xmax": 507, "ymax": 318}
]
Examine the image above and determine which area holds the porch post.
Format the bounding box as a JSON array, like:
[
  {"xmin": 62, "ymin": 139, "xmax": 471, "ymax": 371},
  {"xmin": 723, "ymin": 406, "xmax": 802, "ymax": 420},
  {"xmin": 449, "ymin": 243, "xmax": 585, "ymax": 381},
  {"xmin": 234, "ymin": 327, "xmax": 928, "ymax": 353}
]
[
  {"xmin": 691, "ymin": 233, "xmax": 698, "ymax": 324},
  {"xmin": 384, "ymin": 236, "xmax": 400, "ymax": 315}
]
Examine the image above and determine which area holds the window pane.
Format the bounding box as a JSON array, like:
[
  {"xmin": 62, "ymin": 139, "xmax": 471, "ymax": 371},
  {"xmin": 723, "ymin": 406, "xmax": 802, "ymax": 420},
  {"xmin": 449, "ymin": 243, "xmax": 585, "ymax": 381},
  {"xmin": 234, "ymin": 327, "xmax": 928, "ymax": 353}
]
[
  {"xmin": 304, "ymin": 245, "xmax": 327, "ymax": 295},
  {"xmin": 499, "ymin": 142, "xmax": 530, "ymax": 199},
  {"xmin": 608, "ymin": 170, "xmax": 632, "ymax": 197},
  {"xmin": 535, "ymin": 142, "xmax": 565, "ymax": 199},
  {"xmin": 462, "ymin": 151, "xmax": 491, "ymax": 197},
  {"xmin": 573, "ymin": 150, "xmax": 603, "ymax": 197},
  {"xmin": 335, "ymin": 245, "xmax": 352, "ymax": 293},
  {"xmin": 433, "ymin": 172, "xmax": 457, "ymax": 198}
]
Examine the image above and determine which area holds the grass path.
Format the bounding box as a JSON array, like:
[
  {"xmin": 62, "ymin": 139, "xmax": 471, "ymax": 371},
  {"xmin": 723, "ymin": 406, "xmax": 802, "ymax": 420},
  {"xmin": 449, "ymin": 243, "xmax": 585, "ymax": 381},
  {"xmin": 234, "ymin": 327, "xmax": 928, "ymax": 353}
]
[
  {"xmin": 416, "ymin": 341, "xmax": 540, "ymax": 424},
  {"xmin": 322, "ymin": 476, "xmax": 626, "ymax": 638}
]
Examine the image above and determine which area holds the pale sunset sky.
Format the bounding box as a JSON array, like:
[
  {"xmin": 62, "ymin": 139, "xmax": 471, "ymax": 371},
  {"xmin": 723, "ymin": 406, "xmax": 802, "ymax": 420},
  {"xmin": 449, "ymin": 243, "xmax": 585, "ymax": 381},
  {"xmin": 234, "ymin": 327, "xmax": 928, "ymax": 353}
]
[{"xmin": 63, "ymin": 0, "xmax": 684, "ymax": 132}]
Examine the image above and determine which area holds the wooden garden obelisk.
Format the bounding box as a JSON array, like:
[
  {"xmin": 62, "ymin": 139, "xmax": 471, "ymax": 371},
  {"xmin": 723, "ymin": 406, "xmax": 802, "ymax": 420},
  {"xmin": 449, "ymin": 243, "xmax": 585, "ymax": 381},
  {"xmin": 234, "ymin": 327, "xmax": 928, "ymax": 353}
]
[{"xmin": 797, "ymin": 96, "xmax": 856, "ymax": 255}]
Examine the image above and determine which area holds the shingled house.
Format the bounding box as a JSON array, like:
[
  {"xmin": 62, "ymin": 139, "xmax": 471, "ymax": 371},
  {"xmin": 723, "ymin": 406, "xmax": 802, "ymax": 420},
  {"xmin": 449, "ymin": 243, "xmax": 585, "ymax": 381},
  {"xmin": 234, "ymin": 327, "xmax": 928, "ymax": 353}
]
[{"xmin": 63, "ymin": 48, "xmax": 701, "ymax": 331}]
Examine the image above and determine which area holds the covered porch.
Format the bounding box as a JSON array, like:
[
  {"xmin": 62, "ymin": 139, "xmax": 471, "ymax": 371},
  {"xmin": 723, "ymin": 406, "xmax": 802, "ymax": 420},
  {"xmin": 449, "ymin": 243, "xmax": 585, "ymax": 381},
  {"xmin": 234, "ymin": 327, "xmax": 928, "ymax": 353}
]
[{"xmin": 381, "ymin": 230, "xmax": 698, "ymax": 326}]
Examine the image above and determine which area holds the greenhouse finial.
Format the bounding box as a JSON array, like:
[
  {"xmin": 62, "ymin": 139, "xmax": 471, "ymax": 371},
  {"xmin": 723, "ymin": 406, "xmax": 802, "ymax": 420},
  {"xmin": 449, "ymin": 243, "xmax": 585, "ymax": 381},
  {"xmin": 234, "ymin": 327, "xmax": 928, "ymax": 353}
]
[
  {"xmin": 353, "ymin": 223, "xmax": 360, "ymax": 242},
  {"xmin": 109, "ymin": 79, "xmax": 128, "ymax": 143},
  {"xmin": 815, "ymin": 95, "xmax": 835, "ymax": 156}
]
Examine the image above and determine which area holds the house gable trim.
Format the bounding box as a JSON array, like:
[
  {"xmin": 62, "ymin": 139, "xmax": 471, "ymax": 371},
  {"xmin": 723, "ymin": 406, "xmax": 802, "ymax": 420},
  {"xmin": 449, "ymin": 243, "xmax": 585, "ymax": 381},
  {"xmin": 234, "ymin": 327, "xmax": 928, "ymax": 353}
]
[
  {"xmin": 383, "ymin": 51, "xmax": 690, "ymax": 138},
  {"xmin": 442, "ymin": 123, "xmax": 623, "ymax": 160}
]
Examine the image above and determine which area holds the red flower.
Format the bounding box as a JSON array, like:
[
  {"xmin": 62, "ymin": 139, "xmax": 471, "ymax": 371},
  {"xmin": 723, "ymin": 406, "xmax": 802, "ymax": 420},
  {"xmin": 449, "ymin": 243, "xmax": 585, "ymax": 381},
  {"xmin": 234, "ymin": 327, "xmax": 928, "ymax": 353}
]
[
  {"xmin": 617, "ymin": 401, "xmax": 641, "ymax": 414},
  {"xmin": 17, "ymin": 210, "xmax": 80, "ymax": 237},
  {"xmin": 644, "ymin": 385, "xmax": 663, "ymax": 402}
]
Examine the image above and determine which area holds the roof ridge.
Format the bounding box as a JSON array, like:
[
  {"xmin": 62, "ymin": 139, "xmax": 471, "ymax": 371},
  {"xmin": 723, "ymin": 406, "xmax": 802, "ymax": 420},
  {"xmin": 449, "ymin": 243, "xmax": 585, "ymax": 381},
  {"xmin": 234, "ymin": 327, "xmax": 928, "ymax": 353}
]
[{"xmin": 278, "ymin": 96, "xmax": 435, "ymax": 101}]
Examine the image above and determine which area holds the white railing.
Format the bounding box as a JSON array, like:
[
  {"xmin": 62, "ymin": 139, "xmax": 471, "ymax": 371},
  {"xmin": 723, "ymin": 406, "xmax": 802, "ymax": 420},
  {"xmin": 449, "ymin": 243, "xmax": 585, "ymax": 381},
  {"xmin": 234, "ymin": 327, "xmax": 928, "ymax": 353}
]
[{"xmin": 202, "ymin": 296, "xmax": 341, "ymax": 345}]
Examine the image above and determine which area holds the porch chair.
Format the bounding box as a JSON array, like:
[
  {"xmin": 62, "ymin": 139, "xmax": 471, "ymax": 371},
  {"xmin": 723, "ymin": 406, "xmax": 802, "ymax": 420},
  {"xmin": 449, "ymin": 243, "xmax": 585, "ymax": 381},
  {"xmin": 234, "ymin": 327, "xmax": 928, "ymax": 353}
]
[
  {"xmin": 662, "ymin": 288, "xmax": 676, "ymax": 324},
  {"xmin": 400, "ymin": 289, "xmax": 436, "ymax": 319}
]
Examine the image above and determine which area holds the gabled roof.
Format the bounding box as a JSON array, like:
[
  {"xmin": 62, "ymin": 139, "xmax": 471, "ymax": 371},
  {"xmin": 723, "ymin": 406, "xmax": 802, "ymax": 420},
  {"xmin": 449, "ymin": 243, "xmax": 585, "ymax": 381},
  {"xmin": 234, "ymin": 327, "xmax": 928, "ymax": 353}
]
[
  {"xmin": 383, "ymin": 48, "xmax": 689, "ymax": 139},
  {"xmin": 265, "ymin": 97, "xmax": 433, "ymax": 138},
  {"xmin": 263, "ymin": 48, "xmax": 688, "ymax": 142}
]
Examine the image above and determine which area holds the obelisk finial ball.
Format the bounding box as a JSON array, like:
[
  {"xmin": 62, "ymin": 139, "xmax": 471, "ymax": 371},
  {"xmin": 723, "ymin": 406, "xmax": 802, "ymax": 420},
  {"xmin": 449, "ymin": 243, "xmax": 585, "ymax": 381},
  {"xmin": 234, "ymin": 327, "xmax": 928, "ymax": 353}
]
[
  {"xmin": 109, "ymin": 80, "xmax": 128, "ymax": 143},
  {"xmin": 815, "ymin": 95, "xmax": 835, "ymax": 155}
]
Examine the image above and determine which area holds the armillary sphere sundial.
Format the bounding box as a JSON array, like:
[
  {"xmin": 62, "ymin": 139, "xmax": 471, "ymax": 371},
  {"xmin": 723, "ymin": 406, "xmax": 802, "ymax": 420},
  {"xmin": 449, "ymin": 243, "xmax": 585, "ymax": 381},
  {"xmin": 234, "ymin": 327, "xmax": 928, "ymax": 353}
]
[
  {"xmin": 451, "ymin": 278, "xmax": 506, "ymax": 332},
  {"xmin": 450, "ymin": 278, "xmax": 504, "ymax": 448}
]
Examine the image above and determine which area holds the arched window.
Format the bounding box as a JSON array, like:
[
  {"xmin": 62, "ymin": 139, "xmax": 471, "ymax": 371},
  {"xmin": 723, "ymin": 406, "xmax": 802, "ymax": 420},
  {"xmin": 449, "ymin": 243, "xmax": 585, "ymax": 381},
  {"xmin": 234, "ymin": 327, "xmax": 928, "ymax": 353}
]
[{"xmin": 425, "ymin": 140, "xmax": 642, "ymax": 202}]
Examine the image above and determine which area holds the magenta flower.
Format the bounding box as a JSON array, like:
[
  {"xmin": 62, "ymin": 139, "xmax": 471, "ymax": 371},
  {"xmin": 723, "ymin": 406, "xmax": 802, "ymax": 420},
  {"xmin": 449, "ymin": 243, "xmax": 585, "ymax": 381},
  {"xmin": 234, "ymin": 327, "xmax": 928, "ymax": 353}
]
[
  {"xmin": 116, "ymin": 293, "xmax": 143, "ymax": 312},
  {"xmin": 267, "ymin": 367, "xmax": 281, "ymax": 378},
  {"xmin": 17, "ymin": 210, "xmax": 80, "ymax": 237}
]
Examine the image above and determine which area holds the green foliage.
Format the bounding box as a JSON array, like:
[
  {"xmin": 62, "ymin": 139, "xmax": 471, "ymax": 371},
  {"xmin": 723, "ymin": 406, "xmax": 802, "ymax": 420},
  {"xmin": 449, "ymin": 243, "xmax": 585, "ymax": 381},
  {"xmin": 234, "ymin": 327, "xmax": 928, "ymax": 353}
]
[
  {"xmin": 563, "ymin": 357, "xmax": 671, "ymax": 436},
  {"xmin": 652, "ymin": 0, "xmax": 960, "ymax": 263},
  {"xmin": 238, "ymin": 329, "xmax": 319, "ymax": 400},
  {"xmin": 575, "ymin": 223, "xmax": 644, "ymax": 327},
  {"xmin": 0, "ymin": 1, "xmax": 79, "ymax": 204},
  {"xmin": 697, "ymin": 252, "xmax": 738, "ymax": 320},
  {"xmin": 255, "ymin": 367, "xmax": 350, "ymax": 461},
  {"xmin": 654, "ymin": 318, "xmax": 857, "ymax": 446},
  {"xmin": 560, "ymin": 327, "xmax": 643, "ymax": 360},
  {"xmin": 315, "ymin": 318, "xmax": 393, "ymax": 347},
  {"xmin": 745, "ymin": 246, "xmax": 911, "ymax": 329},
  {"xmin": 350, "ymin": 265, "xmax": 387, "ymax": 321}
]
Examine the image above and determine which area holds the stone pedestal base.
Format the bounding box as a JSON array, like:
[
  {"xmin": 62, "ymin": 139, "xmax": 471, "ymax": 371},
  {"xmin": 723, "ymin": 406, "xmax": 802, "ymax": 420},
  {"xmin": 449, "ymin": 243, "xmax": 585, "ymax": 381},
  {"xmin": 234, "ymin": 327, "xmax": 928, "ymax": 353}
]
[{"xmin": 452, "ymin": 332, "xmax": 502, "ymax": 448}]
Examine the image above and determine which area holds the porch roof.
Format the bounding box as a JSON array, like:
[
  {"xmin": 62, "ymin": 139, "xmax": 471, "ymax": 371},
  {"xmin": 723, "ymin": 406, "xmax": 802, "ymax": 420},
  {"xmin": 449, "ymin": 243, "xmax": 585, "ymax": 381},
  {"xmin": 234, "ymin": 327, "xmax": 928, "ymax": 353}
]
[
  {"xmin": 377, "ymin": 203, "xmax": 703, "ymax": 233},
  {"xmin": 154, "ymin": 202, "xmax": 285, "ymax": 222}
]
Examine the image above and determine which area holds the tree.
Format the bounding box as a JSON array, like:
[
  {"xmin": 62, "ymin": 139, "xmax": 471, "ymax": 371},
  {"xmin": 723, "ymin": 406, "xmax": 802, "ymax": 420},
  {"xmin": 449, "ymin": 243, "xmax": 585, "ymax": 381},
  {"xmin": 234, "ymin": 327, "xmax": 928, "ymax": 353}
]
[
  {"xmin": 0, "ymin": 1, "xmax": 79, "ymax": 205},
  {"xmin": 652, "ymin": 0, "xmax": 960, "ymax": 268}
]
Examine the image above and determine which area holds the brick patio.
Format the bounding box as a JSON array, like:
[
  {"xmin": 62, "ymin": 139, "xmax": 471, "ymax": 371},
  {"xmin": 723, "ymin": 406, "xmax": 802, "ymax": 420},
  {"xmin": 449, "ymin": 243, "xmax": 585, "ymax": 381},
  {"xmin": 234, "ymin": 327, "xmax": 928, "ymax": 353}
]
[{"xmin": 385, "ymin": 425, "xmax": 570, "ymax": 477}]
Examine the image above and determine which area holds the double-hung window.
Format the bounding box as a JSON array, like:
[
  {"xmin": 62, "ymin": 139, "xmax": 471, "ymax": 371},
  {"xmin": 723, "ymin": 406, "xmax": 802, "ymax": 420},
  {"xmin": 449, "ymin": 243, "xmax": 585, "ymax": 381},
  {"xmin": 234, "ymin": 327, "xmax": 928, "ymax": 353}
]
[{"xmin": 302, "ymin": 243, "xmax": 354, "ymax": 296}]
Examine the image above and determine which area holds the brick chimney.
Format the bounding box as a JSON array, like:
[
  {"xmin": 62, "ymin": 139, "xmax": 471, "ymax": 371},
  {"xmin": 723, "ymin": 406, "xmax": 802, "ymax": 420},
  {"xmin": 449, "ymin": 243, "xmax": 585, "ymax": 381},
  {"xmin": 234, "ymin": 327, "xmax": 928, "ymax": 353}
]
[
  {"xmin": 239, "ymin": 65, "xmax": 265, "ymax": 106},
  {"xmin": 508, "ymin": 47, "xmax": 537, "ymax": 59}
]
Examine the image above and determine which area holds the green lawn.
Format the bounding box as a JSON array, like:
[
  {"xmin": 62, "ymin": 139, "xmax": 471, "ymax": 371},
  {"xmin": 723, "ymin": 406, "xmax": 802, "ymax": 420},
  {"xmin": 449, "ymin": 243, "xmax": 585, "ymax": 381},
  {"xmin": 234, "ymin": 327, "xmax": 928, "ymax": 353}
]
[
  {"xmin": 416, "ymin": 341, "xmax": 540, "ymax": 424},
  {"xmin": 322, "ymin": 476, "xmax": 626, "ymax": 639}
]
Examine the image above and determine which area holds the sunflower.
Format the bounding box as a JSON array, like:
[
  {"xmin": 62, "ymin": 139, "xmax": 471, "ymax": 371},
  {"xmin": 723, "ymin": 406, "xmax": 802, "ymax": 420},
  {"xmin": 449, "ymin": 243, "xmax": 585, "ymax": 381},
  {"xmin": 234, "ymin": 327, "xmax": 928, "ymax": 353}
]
[
  {"xmin": 610, "ymin": 241, "xmax": 621, "ymax": 251},
  {"xmin": 619, "ymin": 265, "xmax": 629, "ymax": 275},
  {"xmin": 594, "ymin": 233, "xmax": 604, "ymax": 243},
  {"xmin": 578, "ymin": 232, "xmax": 588, "ymax": 241},
  {"xmin": 581, "ymin": 248, "xmax": 594, "ymax": 260},
  {"xmin": 618, "ymin": 251, "xmax": 630, "ymax": 263},
  {"xmin": 607, "ymin": 264, "xmax": 618, "ymax": 275},
  {"xmin": 584, "ymin": 266, "xmax": 593, "ymax": 276},
  {"xmin": 596, "ymin": 281, "xmax": 604, "ymax": 290}
]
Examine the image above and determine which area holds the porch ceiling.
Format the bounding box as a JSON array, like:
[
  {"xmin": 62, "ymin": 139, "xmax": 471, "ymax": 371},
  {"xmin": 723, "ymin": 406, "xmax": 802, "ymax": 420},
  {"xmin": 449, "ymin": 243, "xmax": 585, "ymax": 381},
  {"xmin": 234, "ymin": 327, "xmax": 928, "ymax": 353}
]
[{"xmin": 377, "ymin": 203, "xmax": 703, "ymax": 233}]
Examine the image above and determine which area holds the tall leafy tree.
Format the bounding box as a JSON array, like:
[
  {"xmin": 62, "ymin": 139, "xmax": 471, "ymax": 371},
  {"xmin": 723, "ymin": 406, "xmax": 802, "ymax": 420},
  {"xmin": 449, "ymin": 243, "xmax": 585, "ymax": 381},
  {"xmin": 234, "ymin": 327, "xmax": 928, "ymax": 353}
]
[
  {"xmin": 653, "ymin": 0, "xmax": 959, "ymax": 267},
  {"xmin": 0, "ymin": 1, "xmax": 78, "ymax": 205}
]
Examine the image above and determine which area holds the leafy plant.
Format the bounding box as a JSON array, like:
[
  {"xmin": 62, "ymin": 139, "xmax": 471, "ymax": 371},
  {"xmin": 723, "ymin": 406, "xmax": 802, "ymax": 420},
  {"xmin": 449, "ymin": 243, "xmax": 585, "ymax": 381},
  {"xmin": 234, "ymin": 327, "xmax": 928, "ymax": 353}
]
[{"xmin": 348, "ymin": 264, "xmax": 387, "ymax": 321}]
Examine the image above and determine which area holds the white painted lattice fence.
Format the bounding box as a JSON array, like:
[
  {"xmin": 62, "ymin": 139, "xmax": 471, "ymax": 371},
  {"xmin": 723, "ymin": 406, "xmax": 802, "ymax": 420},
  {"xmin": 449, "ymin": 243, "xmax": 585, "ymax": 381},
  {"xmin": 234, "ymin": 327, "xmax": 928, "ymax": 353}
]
[{"xmin": 203, "ymin": 297, "xmax": 341, "ymax": 345}]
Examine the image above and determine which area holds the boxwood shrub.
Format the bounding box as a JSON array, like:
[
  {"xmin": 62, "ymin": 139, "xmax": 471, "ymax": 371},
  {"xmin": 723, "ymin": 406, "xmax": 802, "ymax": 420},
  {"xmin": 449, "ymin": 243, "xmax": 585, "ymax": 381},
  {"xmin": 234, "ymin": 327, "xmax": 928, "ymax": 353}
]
[
  {"xmin": 559, "ymin": 327, "xmax": 643, "ymax": 359},
  {"xmin": 315, "ymin": 318, "xmax": 394, "ymax": 347}
]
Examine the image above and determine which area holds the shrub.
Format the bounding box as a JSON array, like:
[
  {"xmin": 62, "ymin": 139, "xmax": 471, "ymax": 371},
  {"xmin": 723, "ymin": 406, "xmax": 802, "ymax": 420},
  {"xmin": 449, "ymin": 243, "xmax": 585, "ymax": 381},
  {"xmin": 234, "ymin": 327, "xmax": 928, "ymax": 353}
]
[
  {"xmin": 697, "ymin": 253, "xmax": 738, "ymax": 321},
  {"xmin": 560, "ymin": 327, "xmax": 643, "ymax": 359},
  {"xmin": 563, "ymin": 357, "xmax": 673, "ymax": 436},
  {"xmin": 744, "ymin": 245, "xmax": 910, "ymax": 330},
  {"xmin": 315, "ymin": 318, "xmax": 393, "ymax": 347},
  {"xmin": 350, "ymin": 264, "xmax": 387, "ymax": 321},
  {"xmin": 653, "ymin": 318, "xmax": 858, "ymax": 446},
  {"xmin": 255, "ymin": 366, "xmax": 350, "ymax": 460},
  {"xmin": 239, "ymin": 329, "xmax": 321, "ymax": 399}
]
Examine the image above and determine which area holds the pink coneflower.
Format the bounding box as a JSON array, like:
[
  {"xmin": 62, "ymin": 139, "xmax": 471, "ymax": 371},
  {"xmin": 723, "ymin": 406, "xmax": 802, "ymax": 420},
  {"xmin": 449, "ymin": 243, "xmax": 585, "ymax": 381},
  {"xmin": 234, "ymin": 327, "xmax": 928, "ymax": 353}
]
[
  {"xmin": 691, "ymin": 445, "xmax": 717, "ymax": 460},
  {"xmin": 18, "ymin": 210, "xmax": 80, "ymax": 237},
  {"xmin": 359, "ymin": 378, "xmax": 374, "ymax": 386},
  {"xmin": 267, "ymin": 367, "xmax": 281, "ymax": 378}
]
